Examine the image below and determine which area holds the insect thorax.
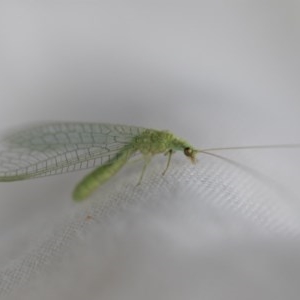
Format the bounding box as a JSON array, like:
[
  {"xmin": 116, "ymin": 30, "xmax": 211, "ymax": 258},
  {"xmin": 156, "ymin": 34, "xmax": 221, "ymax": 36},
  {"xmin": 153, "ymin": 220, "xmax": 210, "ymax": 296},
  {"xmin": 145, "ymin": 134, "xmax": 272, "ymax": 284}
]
[{"xmin": 132, "ymin": 129, "xmax": 191, "ymax": 155}]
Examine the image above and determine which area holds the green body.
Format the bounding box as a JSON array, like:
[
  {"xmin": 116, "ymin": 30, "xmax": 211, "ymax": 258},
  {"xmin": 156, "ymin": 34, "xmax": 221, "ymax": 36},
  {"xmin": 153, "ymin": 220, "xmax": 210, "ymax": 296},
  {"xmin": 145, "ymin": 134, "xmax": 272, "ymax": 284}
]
[
  {"xmin": 1, "ymin": 122, "xmax": 299, "ymax": 201},
  {"xmin": 73, "ymin": 129, "xmax": 196, "ymax": 201},
  {"xmin": 0, "ymin": 123, "xmax": 198, "ymax": 201}
]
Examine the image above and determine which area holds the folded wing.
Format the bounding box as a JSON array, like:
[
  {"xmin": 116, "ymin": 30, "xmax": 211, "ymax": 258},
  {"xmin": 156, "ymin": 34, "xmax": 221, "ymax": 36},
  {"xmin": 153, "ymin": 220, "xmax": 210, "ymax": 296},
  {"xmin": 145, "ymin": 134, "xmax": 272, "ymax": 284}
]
[{"xmin": 0, "ymin": 122, "xmax": 146, "ymax": 181}]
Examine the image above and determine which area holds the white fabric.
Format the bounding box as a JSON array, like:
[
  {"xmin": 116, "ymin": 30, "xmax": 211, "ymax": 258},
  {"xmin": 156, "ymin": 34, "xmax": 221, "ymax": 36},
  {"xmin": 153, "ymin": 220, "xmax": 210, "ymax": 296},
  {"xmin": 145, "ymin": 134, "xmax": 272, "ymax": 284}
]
[{"xmin": 0, "ymin": 1, "xmax": 300, "ymax": 299}]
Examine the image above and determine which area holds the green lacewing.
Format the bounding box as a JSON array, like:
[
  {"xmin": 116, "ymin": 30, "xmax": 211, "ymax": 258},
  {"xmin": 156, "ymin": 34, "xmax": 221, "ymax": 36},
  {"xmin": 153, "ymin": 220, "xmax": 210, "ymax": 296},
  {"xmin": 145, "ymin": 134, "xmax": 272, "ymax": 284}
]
[{"xmin": 0, "ymin": 122, "xmax": 299, "ymax": 201}]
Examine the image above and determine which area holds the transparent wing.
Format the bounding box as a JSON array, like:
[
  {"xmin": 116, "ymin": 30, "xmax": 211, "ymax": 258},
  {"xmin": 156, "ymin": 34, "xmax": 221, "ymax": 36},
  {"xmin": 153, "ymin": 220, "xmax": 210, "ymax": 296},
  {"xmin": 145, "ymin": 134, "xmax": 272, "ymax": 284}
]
[{"xmin": 0, "ymin": 122, "xmax": 146, "ymax": 181}]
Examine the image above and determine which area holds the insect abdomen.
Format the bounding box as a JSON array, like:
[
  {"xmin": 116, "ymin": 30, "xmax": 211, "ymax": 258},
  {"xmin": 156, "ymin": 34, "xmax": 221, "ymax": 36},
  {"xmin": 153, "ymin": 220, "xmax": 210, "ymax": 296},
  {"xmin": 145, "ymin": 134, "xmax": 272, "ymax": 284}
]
[{"xmin": 72, "ymin": 148, "xmax": 133, "ymax": 201}]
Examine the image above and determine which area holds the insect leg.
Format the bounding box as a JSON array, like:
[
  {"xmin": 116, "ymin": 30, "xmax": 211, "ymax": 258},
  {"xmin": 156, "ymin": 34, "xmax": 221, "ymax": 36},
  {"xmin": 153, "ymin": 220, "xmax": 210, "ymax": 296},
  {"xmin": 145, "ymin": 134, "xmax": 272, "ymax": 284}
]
[
  {"xmin": 136, "ymin": 155, "xmax": 152, "ymax": 186},
  {"xmin": 162, "ymin": 149, "xmax": 173, "ymax": 176}
]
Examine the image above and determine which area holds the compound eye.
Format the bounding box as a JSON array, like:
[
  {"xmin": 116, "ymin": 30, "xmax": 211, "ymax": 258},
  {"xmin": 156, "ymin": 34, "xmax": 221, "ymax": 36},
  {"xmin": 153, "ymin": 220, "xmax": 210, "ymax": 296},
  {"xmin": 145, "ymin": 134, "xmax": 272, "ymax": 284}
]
[{"xmin": 184, "ymin": 147, "xmax": 192, "ymax": 157}]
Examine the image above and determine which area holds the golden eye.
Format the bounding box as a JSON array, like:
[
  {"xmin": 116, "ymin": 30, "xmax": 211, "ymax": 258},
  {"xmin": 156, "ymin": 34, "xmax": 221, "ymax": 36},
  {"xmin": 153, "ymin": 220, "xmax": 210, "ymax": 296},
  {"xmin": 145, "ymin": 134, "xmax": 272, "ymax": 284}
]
[{"xmin": 184, "ymin": 147, "xmax": 192, "ymax": 157}]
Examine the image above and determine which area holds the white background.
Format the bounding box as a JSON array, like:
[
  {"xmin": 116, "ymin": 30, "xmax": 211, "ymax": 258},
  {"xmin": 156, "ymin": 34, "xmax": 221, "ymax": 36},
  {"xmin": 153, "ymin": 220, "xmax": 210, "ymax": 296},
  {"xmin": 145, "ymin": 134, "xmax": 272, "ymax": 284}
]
[{"xmin": 0, "ymin": 1, "xmax": 300, "ymax": 299}]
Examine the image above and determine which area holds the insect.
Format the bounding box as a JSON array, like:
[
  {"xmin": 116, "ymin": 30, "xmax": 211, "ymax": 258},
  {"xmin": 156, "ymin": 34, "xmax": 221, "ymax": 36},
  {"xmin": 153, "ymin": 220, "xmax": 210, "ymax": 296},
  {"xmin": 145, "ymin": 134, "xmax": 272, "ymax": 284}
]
[{"xmin": 0, "ymin": 122, "xmax": 299, "ymax": 201}]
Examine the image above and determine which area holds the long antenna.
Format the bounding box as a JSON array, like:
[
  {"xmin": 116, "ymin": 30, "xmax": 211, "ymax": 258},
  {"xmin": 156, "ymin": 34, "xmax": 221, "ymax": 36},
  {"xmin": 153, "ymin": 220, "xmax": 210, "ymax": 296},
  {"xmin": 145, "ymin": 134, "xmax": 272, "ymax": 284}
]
[
  {"xmin": 199, "ymin": 150, "xmax": 299, "ymax": 205},
  {"xmin": 199, "ymin": 144, "xmax": 300, "ymax": 152}
]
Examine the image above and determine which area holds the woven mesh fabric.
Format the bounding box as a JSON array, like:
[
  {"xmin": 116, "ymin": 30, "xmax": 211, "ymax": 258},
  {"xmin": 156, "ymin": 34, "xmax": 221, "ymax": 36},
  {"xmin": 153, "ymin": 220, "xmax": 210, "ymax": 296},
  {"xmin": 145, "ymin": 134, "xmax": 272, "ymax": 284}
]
[
  {"xmin": 1, "ymin": 1, "xmax": 300, "ymax": 299},
  {"xmin": 1, "ymin": 154, "xmax": 300, "ymax": 300}
]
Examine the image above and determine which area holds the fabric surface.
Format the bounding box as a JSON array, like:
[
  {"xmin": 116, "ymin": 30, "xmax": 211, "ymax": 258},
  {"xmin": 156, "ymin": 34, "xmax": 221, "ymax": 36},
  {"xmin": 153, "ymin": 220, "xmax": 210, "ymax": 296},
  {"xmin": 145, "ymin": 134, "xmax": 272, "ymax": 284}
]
[{"xmin": 0, "ymin": 1, "xmax": 300, "ymax": 299}]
